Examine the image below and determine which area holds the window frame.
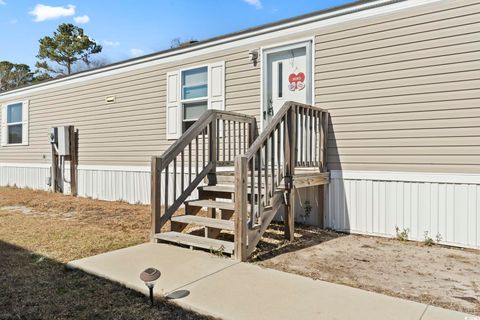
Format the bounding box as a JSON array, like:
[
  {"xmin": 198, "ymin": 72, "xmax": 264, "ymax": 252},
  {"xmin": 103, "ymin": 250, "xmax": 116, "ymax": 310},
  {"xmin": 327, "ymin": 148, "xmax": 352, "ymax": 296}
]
[
  {"xmin": 179, "ymin": 65, "xmax": 209, "ymax": 132},
  {"xmin": 2, "ymin": 100, "xmax": 28, "ymax": 147}
]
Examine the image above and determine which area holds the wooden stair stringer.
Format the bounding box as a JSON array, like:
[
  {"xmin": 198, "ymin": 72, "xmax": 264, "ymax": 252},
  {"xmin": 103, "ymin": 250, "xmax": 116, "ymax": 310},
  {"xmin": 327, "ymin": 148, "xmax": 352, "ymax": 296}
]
[{"xmin": 246, "ymin": 192, "xmax": 285, "ymax": 256}]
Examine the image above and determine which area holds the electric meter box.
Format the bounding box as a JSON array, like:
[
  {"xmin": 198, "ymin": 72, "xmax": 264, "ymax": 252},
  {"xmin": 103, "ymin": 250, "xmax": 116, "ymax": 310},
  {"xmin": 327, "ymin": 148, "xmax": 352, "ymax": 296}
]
[{"xmin": 57, "ymin": 126, "xmax": 70, "ymax": 156}]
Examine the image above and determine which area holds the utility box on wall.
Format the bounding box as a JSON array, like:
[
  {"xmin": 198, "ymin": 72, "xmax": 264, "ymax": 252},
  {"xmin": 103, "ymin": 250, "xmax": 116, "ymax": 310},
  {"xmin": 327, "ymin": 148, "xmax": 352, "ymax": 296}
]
[{"xmin": 57, "ymin": 126, "xmax": 70, "ymax": 156}]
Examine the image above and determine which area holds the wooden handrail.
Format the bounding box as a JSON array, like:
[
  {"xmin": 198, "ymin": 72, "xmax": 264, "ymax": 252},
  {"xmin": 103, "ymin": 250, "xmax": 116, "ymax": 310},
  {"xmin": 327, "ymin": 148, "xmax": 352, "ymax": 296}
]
[
  {"xmin": 244, "ymin": 102, "xmax": 326, "ymax": 160},
  {"xmin": 151, "ymin": 109, "xmax": 257, "ymax": 239},
  {"xmin": 234, "ymin": 101, "xmax": 329, "ymax": 261}
]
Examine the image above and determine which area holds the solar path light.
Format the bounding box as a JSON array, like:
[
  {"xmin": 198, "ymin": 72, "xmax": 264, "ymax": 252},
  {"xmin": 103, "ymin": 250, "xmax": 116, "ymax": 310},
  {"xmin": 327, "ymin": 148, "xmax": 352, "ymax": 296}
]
[{"xmin": 140, "ymin": 268, "xmax": 161, "ymax": 306}]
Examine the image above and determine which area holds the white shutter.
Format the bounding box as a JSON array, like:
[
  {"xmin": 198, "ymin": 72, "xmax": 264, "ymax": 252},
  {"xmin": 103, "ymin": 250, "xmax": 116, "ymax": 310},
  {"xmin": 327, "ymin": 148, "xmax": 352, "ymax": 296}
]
[
  {"xmin": 22, "ymin": 100, "xmax": 29, "ymax": 146},
  {"xmin": 166, "ymin": 71, "xmax": 181, "ymax": 140},
  {"xmin": 208, "ymin": 62, "xmax": 225, "ymax": 111},
  {"xmin": 1, "ymin": 105, "xmax": 6, "ymax": 146}
]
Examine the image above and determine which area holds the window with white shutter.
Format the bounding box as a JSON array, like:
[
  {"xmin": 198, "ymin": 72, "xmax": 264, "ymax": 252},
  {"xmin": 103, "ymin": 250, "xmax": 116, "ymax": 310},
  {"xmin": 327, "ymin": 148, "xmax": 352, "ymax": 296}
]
[
  {"xmin": 165, "ymin": 62, "xmax": 225, "ymax": 140},
  {"xmin": 1, "ymin": 100, "xmax": 29, "ymax": 146}
]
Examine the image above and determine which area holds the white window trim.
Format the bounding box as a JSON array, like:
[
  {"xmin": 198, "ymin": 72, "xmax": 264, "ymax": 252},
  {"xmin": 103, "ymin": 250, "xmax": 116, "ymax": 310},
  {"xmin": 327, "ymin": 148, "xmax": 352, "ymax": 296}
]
[
  {"xmin": 1, "ymin": 100, "xmax": 29, "ymax": 147},
  {"xmin": 180, "ymin": 65, "xmax": 209, "ymax": 131},
  {"xmin": 167, "ymin": 62, "xmax": 225, "ymax": 139}
]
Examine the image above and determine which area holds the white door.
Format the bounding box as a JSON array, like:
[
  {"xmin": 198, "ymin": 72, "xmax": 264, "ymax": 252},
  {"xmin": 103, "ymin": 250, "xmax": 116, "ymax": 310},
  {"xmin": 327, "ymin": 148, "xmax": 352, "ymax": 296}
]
[{"xmin": 263, "ymin": 41, "xmax": 312, "ymax": 124}]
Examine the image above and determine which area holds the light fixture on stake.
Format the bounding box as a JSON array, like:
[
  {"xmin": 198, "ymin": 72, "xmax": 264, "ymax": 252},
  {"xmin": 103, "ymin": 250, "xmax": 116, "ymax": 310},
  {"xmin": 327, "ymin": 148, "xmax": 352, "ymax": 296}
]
[{"xmin": 140, "ymin": 268, "xmax": 161, "ymax": 306}]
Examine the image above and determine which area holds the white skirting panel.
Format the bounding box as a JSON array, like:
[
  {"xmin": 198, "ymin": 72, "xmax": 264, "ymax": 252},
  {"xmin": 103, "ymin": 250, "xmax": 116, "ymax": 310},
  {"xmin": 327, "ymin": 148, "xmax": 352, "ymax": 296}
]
[
  {"xmin": 0, "ymin": 163, "xmax": 50, "ymax": 191},
  {"xmin": 77, "ymin": 165, "xmax": 199, "ymax": 205},
  {"xmin": 77, "ymin": 166, "xmax": 151, "ymax": 204},
  {"xmin": 327, "ymin": 170, "xmax": 480, "ymax": 249}
]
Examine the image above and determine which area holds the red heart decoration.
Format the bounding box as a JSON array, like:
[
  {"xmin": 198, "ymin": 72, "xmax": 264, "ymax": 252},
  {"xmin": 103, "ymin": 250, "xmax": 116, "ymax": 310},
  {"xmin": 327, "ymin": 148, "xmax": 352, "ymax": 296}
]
[{"xmin": 288, "ymin": 72, "xmax": 305, "ymax": 84}]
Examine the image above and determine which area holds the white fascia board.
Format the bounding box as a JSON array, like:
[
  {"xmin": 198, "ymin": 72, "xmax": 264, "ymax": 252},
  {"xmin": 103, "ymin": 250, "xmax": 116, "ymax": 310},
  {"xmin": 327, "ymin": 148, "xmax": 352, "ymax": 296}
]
[
  {"xmin": 331, "ymin": 170, "xmax": 480, "ymax": 185},
  {"xmin": 0, "ymin": 0, "xmax": 442, "ymax": 100}
]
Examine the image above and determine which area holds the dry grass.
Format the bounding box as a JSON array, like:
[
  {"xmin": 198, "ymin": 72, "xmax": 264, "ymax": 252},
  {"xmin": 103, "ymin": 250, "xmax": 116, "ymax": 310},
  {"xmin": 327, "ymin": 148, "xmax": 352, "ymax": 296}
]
[
  {"xmin": 0, "ymin": 187, "xmax": 212, "ymax": 319},
  {"xmin": 0, "ymin": 187, "xmax": 151, "ymax": 262}
]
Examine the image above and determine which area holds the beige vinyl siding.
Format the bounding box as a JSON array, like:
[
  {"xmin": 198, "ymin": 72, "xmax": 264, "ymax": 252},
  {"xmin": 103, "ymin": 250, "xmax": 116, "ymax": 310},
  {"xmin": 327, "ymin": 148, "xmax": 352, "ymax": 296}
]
[
  {"xmin": 0, "ymin": 0, "xmax": 478, "ymax": 174},
  {"xmin": 314, "ymin": 0, "xmax": 480, "ymax": 173},
  {"xmin": 0, "ymin": 46, "xmax": 263, "ymax": 166}
]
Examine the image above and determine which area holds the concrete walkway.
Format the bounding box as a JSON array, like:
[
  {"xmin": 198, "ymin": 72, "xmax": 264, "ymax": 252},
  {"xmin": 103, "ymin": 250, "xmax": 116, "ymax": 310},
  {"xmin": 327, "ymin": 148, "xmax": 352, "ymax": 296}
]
[{"xmin": 67, "ymin": 243, "xmax": 474, "ymax": 320}]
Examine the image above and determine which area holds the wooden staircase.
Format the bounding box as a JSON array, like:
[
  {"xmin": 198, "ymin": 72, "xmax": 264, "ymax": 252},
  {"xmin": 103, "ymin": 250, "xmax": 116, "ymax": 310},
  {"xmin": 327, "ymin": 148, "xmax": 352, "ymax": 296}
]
[
  {"xmin": 155, "ymin": 171, "xmax": 276, "ymax": 255},
  {"xmin": 151, "ymin": 102, "xmax": 329, "ymax": 261}
]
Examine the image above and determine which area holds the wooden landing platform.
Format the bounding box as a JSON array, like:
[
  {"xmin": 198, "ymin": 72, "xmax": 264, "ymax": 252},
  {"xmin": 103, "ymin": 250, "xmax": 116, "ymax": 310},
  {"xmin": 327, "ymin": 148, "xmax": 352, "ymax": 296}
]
[
  {"xmin": 293, "ymin": 168, "xmax": 330, "ymax": 188},
  {"xmin": 214, "ymin": 167, "xmax": 330, "ymax": 189}
]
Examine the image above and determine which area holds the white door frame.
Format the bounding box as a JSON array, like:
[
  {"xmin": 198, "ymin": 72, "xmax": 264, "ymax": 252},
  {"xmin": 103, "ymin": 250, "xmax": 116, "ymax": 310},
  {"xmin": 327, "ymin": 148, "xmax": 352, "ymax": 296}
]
[{"xmin": 260, "ymin": 38, "xmax": 315, "ymax": 130}]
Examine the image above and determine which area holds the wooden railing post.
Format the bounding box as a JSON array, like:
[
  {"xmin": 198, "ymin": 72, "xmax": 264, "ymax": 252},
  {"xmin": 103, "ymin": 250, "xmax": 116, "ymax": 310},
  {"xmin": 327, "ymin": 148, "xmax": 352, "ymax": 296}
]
[
  {"xmin": 151, "ymin": 156, "xmax": 162, "ymax": 241},
  {"xmin": 283, "ymin": 104, "xmax": 296, "ymax": 241},
  {"xmin": 207, "ymin": 116, "xmax": 217, "ymax": 185},
  {"xmin": 234, "ymin": 155, "xmax": 248, "ymax": 261},
  {"xmin": 322, "ymin": 112, "xmax": 329, "ymax": 171}
]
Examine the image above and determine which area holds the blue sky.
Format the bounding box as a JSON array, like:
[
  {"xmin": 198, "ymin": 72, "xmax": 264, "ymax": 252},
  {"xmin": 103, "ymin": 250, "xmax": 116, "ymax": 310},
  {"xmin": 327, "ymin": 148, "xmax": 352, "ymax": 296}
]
[{"xmin": 0, "ymin": 0, "xmax": 350, "ymax": 69}]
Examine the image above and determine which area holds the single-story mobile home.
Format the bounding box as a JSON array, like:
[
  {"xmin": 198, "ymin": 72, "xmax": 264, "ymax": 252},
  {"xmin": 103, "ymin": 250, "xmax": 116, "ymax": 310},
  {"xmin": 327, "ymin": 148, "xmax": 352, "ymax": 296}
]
[{"xmin": 1, "ymin": 0, "xmax": 479, "ymax": 258}]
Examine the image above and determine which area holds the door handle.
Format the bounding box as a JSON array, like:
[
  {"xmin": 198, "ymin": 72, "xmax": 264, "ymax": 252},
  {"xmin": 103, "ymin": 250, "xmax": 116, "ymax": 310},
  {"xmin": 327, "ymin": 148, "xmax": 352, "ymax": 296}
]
[{"xmin": 267, "ymin": 107, "xmax": 274, "ymax": 116}]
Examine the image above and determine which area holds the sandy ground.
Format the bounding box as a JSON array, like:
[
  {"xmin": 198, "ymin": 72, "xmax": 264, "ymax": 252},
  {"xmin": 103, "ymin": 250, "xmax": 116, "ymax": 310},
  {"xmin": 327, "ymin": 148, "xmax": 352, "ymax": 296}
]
[{"xmin": 252, "ymin": 224, "xmax": 480, "ymax": 315}]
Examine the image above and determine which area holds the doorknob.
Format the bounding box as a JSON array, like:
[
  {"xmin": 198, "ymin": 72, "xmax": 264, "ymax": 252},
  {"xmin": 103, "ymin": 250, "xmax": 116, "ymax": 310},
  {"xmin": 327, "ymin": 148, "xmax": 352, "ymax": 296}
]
[{"xmin": 267, "ymin": 98, "xmax": 274, "ymax": 116}]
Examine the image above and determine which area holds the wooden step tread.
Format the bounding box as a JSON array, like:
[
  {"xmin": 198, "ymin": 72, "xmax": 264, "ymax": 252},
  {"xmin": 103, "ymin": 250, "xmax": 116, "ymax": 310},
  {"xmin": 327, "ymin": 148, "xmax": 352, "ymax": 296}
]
[
  {"xmin": 199, "ymin": 185, "xmax": 235, "ymax": 193},
  {"xmin": 171, "ymin": 215, "xmax": 234, "ymax": 230},
  {"xmin": 155, "ymin": 232, "xmax": 234, "ymax": 254},
  {"xmin": 187, "ymin": 199, "xmax": 235, "ymax": 211},
  {"xmin": 198, "ymin": 185, "xmax": 270, "ymax": 193}
]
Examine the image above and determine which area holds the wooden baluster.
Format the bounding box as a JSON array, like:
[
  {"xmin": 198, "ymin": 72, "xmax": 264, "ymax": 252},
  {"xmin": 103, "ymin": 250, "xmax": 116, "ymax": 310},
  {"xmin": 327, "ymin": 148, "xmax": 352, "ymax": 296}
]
[
  {"xmin": 228, "ymin": 120, "xmax": 231, "ymax": 163},
  {"xmin": 270, "ymin": 131, "xmax": 275, "ymax": 198},
  {"xmin": 257, "ymin": 148, "xmax": 262, "ymax": 224},
  {"xmin": 295, "ymin": 105, "xmax": 299, "ymax": 166},
  {"xmin": 300, "ymin": 107, "xmax": 304, "ymax": 166},
  {"xmin": 318, "ymin": 111, "xmax": 322, "ymax": 169},
  {"xmin": 181, "ymin": 151, "xmax": 184, "ymax": 193},
  {"xmin": 188, "ymin": 142, "xmax": 192, "ymax": 184},
  {"xmin": 239, "ymin": 121, "xmax": 242, "ymax": 155},
  {"xmin": 250, "ymin": 154, "xmax": 255, "ymax": 228},
  {"xmin": 243, "ymin": 121, "xmax": 246, "ymax": 153},
  {"xmin": 195, "ymin": 136, "xmax": 199, "ymax": 176},
  {"xmin": 305, "ymin": 108, "xmax": 308, "ymax": 166},
  {"xmin": 222, "ymin": 119, "xmax": 226, "ymax": 163},
  {"xmin": 173, "ymin": 158, "xmax": 177, "ymax": 201},
  {"xmin": 164, "ymin": 164, "xmax": 169, "ymax": 212},
  {"xmin": 277, "ymin": 123, "xmax": 281, "ymax": 186},
  {"xmin": 314, "ymin": 110, "xmax": 318, "ymax": 167},
  {"xmin": 217, "ymin": 119, "xmax": 220, "ymax": 163},
  {"xmin": 309, "ymin": 108, "xmax": 313, "ymax": 166},
  {"xmin": 264, "ymin": 140, "xmax": 269, "ymax": 207},
  {"xmin": 233, "ymin": 121, "xmax": 237, "ymax": 161},
  {"xmin": 208, "ymin": 117, "xmax": 217, "ymax": 185},
  {"xmin": 202, "ymin": 129, "xmax": 206, "ymax": 168}
]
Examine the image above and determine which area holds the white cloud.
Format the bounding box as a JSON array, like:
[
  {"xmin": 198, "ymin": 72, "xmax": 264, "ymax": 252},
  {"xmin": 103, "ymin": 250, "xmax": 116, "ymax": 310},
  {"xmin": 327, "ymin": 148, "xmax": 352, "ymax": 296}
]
[
  {"xmin": 29, "ymin": 4, "xmax": 75, "ymax": 22},
  {"xmin": 129, "ymin": 48, "xmax": 144, "ymax": 57},
  {"xmin": 103, "ymin": 40, "xmax": 120, "ymax": 47},
  {"xmin": 0, "ymin": 1, "xmax": 6, "ymax": 6},
  {"xmin": 74, "ymin": 15, "xmax": 89, "ymax": 24},
  {"xmin": 243, "ymin": 0, "xmax": 262, "ymax": 9}
]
